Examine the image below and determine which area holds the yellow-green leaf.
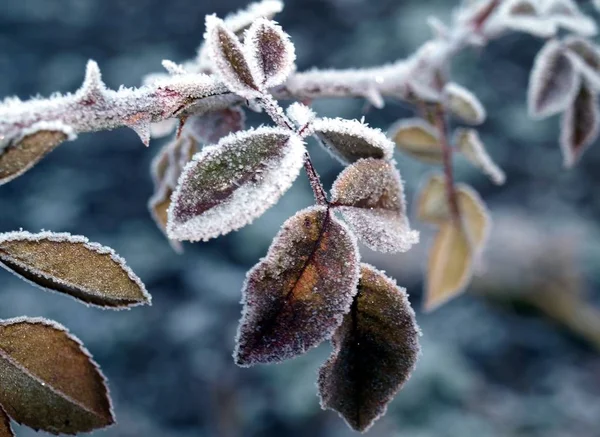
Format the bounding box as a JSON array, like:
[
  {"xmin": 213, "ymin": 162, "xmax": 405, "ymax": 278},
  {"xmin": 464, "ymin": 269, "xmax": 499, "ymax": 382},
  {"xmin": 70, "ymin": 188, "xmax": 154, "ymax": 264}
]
[
  {"xmin": 455, "ymin": 128, "xmax": 505, "ymax": 185},
  {"xmin": 390, "ymin": 118, "xmax": 443, "ymax": 164},
  {"xmin": 416, "ymin": 174, "xmax": 451, "ymax": 224}
]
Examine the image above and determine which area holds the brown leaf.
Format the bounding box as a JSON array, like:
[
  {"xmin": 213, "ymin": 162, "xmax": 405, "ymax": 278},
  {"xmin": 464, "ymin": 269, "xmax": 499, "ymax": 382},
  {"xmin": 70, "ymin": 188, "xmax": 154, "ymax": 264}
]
[
  {"xmin": 389, "ymin": 118, "xmax": 443, "ymax": 164},
  {"xmin": 528, "ymin": 39, "xmax": 580, "ymax": 118},
  {"xmin": 0, "ymin": 232, "xmax": 150, "ymax": 309},
  {"xmin": 424, "ymin": 222, "xmax": 472, "ymax": 312},
  {"xmin": 0, "ymin": 317, "xmax": 114, "ymax": 434},
  {"xmin": 234, "ymin": 206, "xmax": 360, "ymax": 366},
  {"xmin": 331, "ymin": 159, "xmax": 419, "ymax": 253},
  {"xmin": 318, "ymin": 264, "xmax": 420, "ymax": 432},
  {"xmin": 0, "ymin": 130, "xmax": 67, "ymax": 185},
  {"xmin": 415, "ymin": 174, "xmax": 451, "ymax": 224},
  {"xmin": 0, "ymin": 407, "xmax": 14, "ymax": 437},
  {"xmin": 560, "ymin": 84, "xmax": 600, "ymax": 167}
]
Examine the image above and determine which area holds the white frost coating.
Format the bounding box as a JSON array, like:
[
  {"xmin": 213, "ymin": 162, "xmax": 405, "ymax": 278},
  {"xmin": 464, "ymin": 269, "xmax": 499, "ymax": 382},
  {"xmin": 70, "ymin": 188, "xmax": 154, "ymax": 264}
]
[
  {"xmin": 455, "ymin": 128, "xmax": 506, "ymax": 185},
  {"xmin": 443, "ymin": 83, "xmax": 486, "ymax": 125},
  {"xmin": 490, "ymin": 0, "xmax": 557, "ymax": 38},
  {"xmin": 0, "ymin": 231, "xmax": 151, "ymax": 309},
  {"xmin": 312, "ymin": 117, "xmax": 394, "ymax": 163},
  {"xmin": 427, "ymin": 16, "xmax": 450, "ymax": 39},
  {"xmin": 541, "ymin": 0, "xmax": 597, "ymax": 37},
  {"xmin": 205, "ymin": 15, "xmax": 262, "ymax": 99},
  {"xmin": 286, "ymin": 102, "xmax": 316, "ymax": 129},
  {"xmin": 161, "ymin": 60, "xmax": 187, "ymax": 75},
  {"xmin": 564, "ymin": 50, "xmax": 600, "ymax": 93},
  {"xmin": 167, "ymin": 127, "xmax": 306, "ymax": 242},
  {"xmin": 20, "ymin": 121, "xmax": 76, "ymax": 143},
  {"xmin": 150, "ymin": 118, "xmax": 178, "ymax": 138},
  {"xmin": 244, "ymin": 18, "xmax": 296, "ymax": 89},
  {"xmin": 528, "ymin": 39, "xmax": 580, "ymax": 119}
]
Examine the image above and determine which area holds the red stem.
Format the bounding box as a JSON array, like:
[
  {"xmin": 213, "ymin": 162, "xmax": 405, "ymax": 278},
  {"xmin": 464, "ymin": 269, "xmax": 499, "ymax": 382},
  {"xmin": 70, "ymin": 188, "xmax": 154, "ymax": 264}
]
[{"xmin": 433, "ymin": 105, "xmax": 460, "ymax": 223}]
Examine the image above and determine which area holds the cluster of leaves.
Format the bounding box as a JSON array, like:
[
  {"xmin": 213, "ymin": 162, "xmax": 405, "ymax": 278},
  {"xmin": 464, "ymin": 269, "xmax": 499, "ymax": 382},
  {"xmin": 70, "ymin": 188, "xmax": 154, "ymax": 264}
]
[
  {"xmin": 1, "ymin": 0, "xmax": 600, "ymax": 434},
  {"xmin": 0, "ymin": 232, "xmax": 150, "ymax": 435}
]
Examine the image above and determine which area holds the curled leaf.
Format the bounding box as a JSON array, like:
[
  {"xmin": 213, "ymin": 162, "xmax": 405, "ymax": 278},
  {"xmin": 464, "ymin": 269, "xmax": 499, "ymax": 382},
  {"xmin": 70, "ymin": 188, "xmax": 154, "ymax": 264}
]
[
  {"xmin": 0, "ymin": 231, "xmax": 150, "ymax": 308},
  {"xmin": 205, "ymin": 15, "xmax": 261, "ymax": 98},
  {"xmin": 245, "ymin": 18, "xmax": 295, "ymax": 89},
  {"xmin": 424, "ymin": 222, "xmax": 472, "ymax": 312},
  {"xmin": 0, "ymin": 123, "xmax": 74, "ymax": 185},
  {"xmin": 443, "ymin": 83, "xmax": 486, "ymax": 125},
  {"xmin": 331, "ymin": 159, "xmax": 419, "ymax": 253},
  {"xmin": 455, "ymin": 128, "xmax": 506, "ymax": 185},
  {"xmin": 235, "ymin": 206, "xmax": 360, "ymax": 366},
  {"xmin": 318, "ymin": 264, "xmax": 420, "ymax": 432},
  {"xmin": 0, "ymin": 407, "xmax": 13, "ymax": 437},
  {"xmin": 528, "ymin": 39, "xmax": 580, "ymax": 119},
  {"xmin": 560, "ymin": 84, "xmax": 600, "ymax": 168},
  {"xmin": 167, "ymin": 127, "xmax": 305, "ymax": 242},
  {"xmin": 312, "ymin": 118, "xmax": 394, "ymax": 164},
  {"xmin": 389, "ymin": 118, "xmax": 442, "ymax": 164},
  {"xmin": 415, "ymin": 174, "xmax": 450, "ymax": 224},
  {"xmin": 0, "ymin": 317, "xmax": 114, "ymax": 434}
]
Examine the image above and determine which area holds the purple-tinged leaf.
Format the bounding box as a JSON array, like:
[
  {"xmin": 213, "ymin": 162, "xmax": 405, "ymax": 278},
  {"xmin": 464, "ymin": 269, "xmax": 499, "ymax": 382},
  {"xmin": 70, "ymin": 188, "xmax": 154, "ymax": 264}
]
[
  {"xmin": 185, "ymin": 107, "xmax": 246, "ymax": 145},
  {"xmin": 312, "ymin": 117, "xmax": 394, "ymax": 164},
  {"xmin": 528, "ymin": 39, "xmax": 580, "ymax": 119},
  {"xmin": 167, "ymin": 127, "xmax": 305, "ymax": 242},
  {"xmin": 455, "ymin": 128, "xmax": 506, "ymax": 185},
  {"xmin": 564, "ymin": 36, "xmax": 600, "ymax": 91},
  {"xmin": 389, "ymin": 118, "xmax": 442, "ymax": 164},
  {"xmin": 205, "ymin": 15, "xmax": 261, "ymax": 99},
  {"xmin": 0, "ymin": 317, "xmax": 114, "ymax": 434},
  {"xmin": 0, "ymin": 231, "xmax": 150, "ymax": 309},
  {"xmin": 245, "ymin": 18, "xmax": 295, "ymax": 89},
  {"xmin": 318, "ymin": 264, "xmax": 420, "ymax": 432},
  {"xmin": 331, "ymin": 159, "xmax": 419, "ymax": 253},
  {"xmin": 234, "ymin": 206, "xmax": 360, "ymax": 366},
  {"xmin": 0, "ymin": 407, "xmax": 13, "ymax": 437},
  {"xmin": 442, "ymin": 83, "xmax": 486, "ymax": 125},
  {"xmin": 560, "ymin": 84, "xmax": 600, "ymax": 168}
]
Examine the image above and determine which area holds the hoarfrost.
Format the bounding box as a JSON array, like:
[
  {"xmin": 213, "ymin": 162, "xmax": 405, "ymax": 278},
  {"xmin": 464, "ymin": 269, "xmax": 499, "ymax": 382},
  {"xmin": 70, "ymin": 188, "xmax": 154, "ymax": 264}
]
[
  {"xmin": 442, "ymin": 82, "xmax": 486, "ymax": 125},
  {"xmin": 455, "ymin": 128, "xmax": 506, "ymax": 185}
]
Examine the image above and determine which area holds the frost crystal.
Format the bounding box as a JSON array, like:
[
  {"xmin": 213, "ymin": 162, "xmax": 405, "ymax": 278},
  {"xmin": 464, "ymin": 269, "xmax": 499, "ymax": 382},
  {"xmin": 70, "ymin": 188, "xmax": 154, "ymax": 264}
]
[
  {"xmin": 528, "ymin": 39, "xmax": 580, "ymax": 119},
  {"xmin": 331, "ymin": 159, "xmax": 419, "ymax": 253},
  {"xmin": 244, "ymin": 18, "xmax": 296, "ymax": 89},
  {"xmin": 442, "ymin": 83, "xmax": 486, "ymax": 125},
  {"xmin": 285, "ymin": 102, "xmax": 316, "ymax": 129},
  {"xmin": 234, "ymin": 206, "xmax": 360, "ymax": 366},
  {"xmin": 455, "ymin": 128, "xmax": 506, "ymax": 185},
  {"xmin": 167, "ymin": 127, "xmax": 306, "ymax": 242},
  {"xmin": 312, "ymin": 117, "xmax": 394, "ymax": 164}
]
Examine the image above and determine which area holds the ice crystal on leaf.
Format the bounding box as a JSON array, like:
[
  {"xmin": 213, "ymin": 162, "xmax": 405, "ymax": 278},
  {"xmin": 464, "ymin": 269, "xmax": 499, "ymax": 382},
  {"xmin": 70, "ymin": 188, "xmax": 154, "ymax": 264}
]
[
  {"xmin": 312, "ymin": 117, "xmax": 394, "ymax": 164},
  {"xmin": 234, "ymin": 206, "xmax": 360, "ymax": 366},
  {"xmin": 167, "ymin": 127, "xmax": 306, "ymax": 242},
  {"xmin": 286, "ymin": 102, "xmax": 316, "ymax": 129},
  {"xmin": 331, "ymin": 159, "xmax": 419, "ymax": 253},
  {"xmin": 244, "ymin": 18, "xmax": 296, "ymax": 90},
  {"xmin": 528, "ymin": 39, "xmax": 580, "ymax": 119},
  {"xmin": 455, "ymin": 128, "xmax": 506, "ymax": 185},
  {"xmin": 560, "ymin": 84, "xmax": 600, "ymax": 168},
  {"xmin": 0, "ymin": 231, "xmax": 151, "ymax": 309},
  {"xmin": 390, "ymin": 118, "xmax": 443, "ymax": 164},
  {"xmin": 318, "ymin": 264, "xmax": 420, "ymax": 433},
  {"xmin": 205, "ymin": 15, "xmax": 261, "ymax": 99},
  {"xmin": 0, "ymin": 317, "xmax": 114, "ymax": 434},
  {"xmin": 442, "ymin": 83, "xmax": 486, "ymax": 125}
]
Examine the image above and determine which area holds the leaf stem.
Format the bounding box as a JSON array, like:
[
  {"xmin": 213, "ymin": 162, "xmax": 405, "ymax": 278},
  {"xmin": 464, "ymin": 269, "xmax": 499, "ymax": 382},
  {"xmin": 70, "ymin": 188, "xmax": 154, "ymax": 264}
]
[
  {"xmin": 433, "ymin": 104, "xmax": 460, "ymax": 223},
  {"xmin": 303, "ymin": 153, "xmax": 328, "ymax": 205}
]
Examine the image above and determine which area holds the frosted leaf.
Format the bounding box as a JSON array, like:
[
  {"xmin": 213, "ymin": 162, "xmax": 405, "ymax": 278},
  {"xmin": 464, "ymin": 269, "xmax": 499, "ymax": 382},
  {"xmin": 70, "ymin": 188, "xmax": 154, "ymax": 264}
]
[
  {"xmin": 184, "ymin": 107, "xmax": 246, "ymax": 145},
  {"xmin": 167, "ymin": 127, "xmax": 306, "ymax": 242},
  {"xmin": 456, "ymin": 184, "xmax": 491, "ymax": 254},
  {"xmin": 495, "ymin": 0, "xmax": 557, "ymax": 37},
  {"xmin": 528, "ymin": 39, "xmax": 580, "ymax": 119},
  {"xmin": 0, "ymin": 122, "xmax": 75, "ymax": 186},
  {"xmin": 150, "ymin": 118, "xmax": 177, "ymax": 138},
  {"xmin": 0, "ymin": 317, "xmax": 114, "ymax": 434},
  {"xmin": 560, "ymin": 84, "xmax": 600, "ymax": 168},
  {"xmin": 416, "ymin": 174, "xmax": 451, "ymax": 224},
  {"xmin": 424, "ymin": 222, "xmax": 473, "ymax": 312},
  {"xmin": 543, "ymin": 0, "xmax": 597, "ymax": 37},
  {"xmin": 389, "ymin": 118, "xmax": 443, "ymax": 164},
  {"xmin": 331, "ymin": 159, "xmax": 419, "ymax": 253},
  {"xmin": 0, "ymin": 231, "xmax": 151, "ymax": 309},
  {"xmin": 427, "ymin": 16, "xmax": 450, "ymax": 39},
  {"xmin": 244, "ymin": 18, "xmax": 296, "ymax": 89},
  {"xmin": 234, "ymin": 206, "xmax": 360, "ymax": 366},
  {"xmin": 318, "ymin": 264, "xmax": 420, "ymax": 433},
  {"xmin": 286, "ymin": 102, "xmax": 316, "ymax": 129},
  {"xmin": 0, "ymin": 407, "xmax": 13, "ymax": 437},
  {"xmin": 205, "ymin": 15, "xmax": 261, "ymax": 99},
  {"xmin": 564, "ymin": 36, "xmax": 600, "ymax": 91},
  {"xmin": 442, "ymin": 83, "xmax": 486, "ymax": 125},
  {"xmin": 312, "ymin": 117, "xmax": 394, "ymax": 164},
  {"xmin": 455, "ymin": 128, "xmax": 506, "ymax": 185}
]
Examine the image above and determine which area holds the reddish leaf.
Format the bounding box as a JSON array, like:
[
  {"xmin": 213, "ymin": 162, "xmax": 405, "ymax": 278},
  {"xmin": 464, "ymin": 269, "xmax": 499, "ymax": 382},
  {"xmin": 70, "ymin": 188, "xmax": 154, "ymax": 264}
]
[
  {"xmin": 234, "ymin": 206, "xmax": 360, "ymax": 366},
  {"xmin": 318, "ymin": 264, "xmax": 420, "ymax": 432},
  {"xmin": 331, "ymin": 159, "xmax": 419, "ymax": 253},
  {"xmin": 185, "ymin": 107, "xmax": 246, "ymax": 145},
  {"xmin": 0, "ymin": 408, "xmax": 13, "ymax": 437},
  {"xmin": 0, "ymin": 317, "xmax": 114, "ymax": 434}
]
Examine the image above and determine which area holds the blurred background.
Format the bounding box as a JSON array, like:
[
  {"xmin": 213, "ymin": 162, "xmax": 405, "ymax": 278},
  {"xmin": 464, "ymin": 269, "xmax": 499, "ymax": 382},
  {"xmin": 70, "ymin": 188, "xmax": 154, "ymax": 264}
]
[{"xmin": 3, "ymin": 0, "xmax": 600, "ymax": 436}]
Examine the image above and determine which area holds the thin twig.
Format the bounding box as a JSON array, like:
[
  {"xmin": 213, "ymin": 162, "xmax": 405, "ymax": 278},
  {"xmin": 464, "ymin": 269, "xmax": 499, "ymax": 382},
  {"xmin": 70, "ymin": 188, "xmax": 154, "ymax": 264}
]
[{"xmin": 433, "ymin": 104, "xmax": 460, "ymax": 223}]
